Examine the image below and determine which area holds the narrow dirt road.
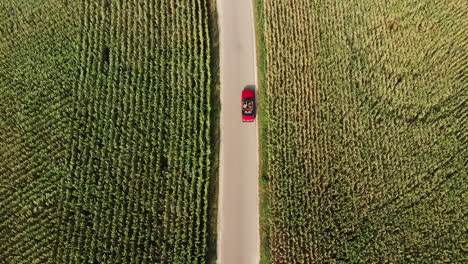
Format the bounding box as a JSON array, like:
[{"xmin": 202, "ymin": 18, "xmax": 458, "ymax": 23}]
[{"xmin": 217, "ymin": 0, "xmax": 259, "ymax": 263}]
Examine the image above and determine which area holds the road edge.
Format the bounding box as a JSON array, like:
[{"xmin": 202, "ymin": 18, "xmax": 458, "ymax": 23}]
[
  {"xmin": 249, "ymin": 0, "xmax": 261, "ymax": 263},
  {"xmin": 252, "ymin": 1, "xmax": 272, "ymax": 263}
]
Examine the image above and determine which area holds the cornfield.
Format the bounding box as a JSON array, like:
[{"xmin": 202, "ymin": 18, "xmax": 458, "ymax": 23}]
[
  {"xmin": 257, "ymin": 0, "xmax": 467, "ymax": 263},
  {"xmin": 0, "ymin": 0, "xmax": 216, "ymax": 263}
]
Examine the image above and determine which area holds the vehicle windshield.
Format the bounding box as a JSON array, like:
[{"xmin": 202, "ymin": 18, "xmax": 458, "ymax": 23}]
[{"xmin": 242, "ymin": 98, "xmax": 254, "ymax": 115}]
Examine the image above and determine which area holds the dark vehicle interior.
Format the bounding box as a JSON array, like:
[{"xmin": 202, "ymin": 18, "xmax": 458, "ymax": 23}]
[{"xmin": 242, "ymin": 98, "xmax": 254, "ymax": 115}]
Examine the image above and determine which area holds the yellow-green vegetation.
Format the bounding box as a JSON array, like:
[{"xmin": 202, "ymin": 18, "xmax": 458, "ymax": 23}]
[
  {"xmin": 0, "ymin": 0, "xmax": 216, "ymax": 263},
  {"xmin": 256, "ymin": 0, "xmax": 467, "ymax": 263}
]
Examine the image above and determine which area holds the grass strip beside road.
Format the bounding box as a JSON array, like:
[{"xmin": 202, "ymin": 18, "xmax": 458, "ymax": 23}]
[
  {"xmin": 252, "ymin": 0, "xmax": 272, "ymax": 263},
  {"xmin": 207, "ymin": 0, "xmax": 221, "ymax": 263}
]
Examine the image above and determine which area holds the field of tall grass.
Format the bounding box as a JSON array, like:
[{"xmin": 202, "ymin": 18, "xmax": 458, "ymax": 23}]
[
  {"xmin": 256, "ymin": 0, "xmax": 467, "ymax": 263},
  {"xmin": 0, "ymin": 0, "xmax": 217, "ymax": 263}
]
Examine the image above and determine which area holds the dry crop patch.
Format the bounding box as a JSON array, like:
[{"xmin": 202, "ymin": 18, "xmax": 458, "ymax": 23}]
[
  {"xmin": 0, "ymin": 0, "xmax": 215, "ymax": 263},
  {"xmin": 257, "ymin": 0, "xmax": 467, "ymax": 263}
]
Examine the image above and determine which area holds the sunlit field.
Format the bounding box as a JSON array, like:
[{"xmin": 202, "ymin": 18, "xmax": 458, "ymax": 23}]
[{"xmin": 257, "ymin": 0, "xmax": 467, "ymax": 263}]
